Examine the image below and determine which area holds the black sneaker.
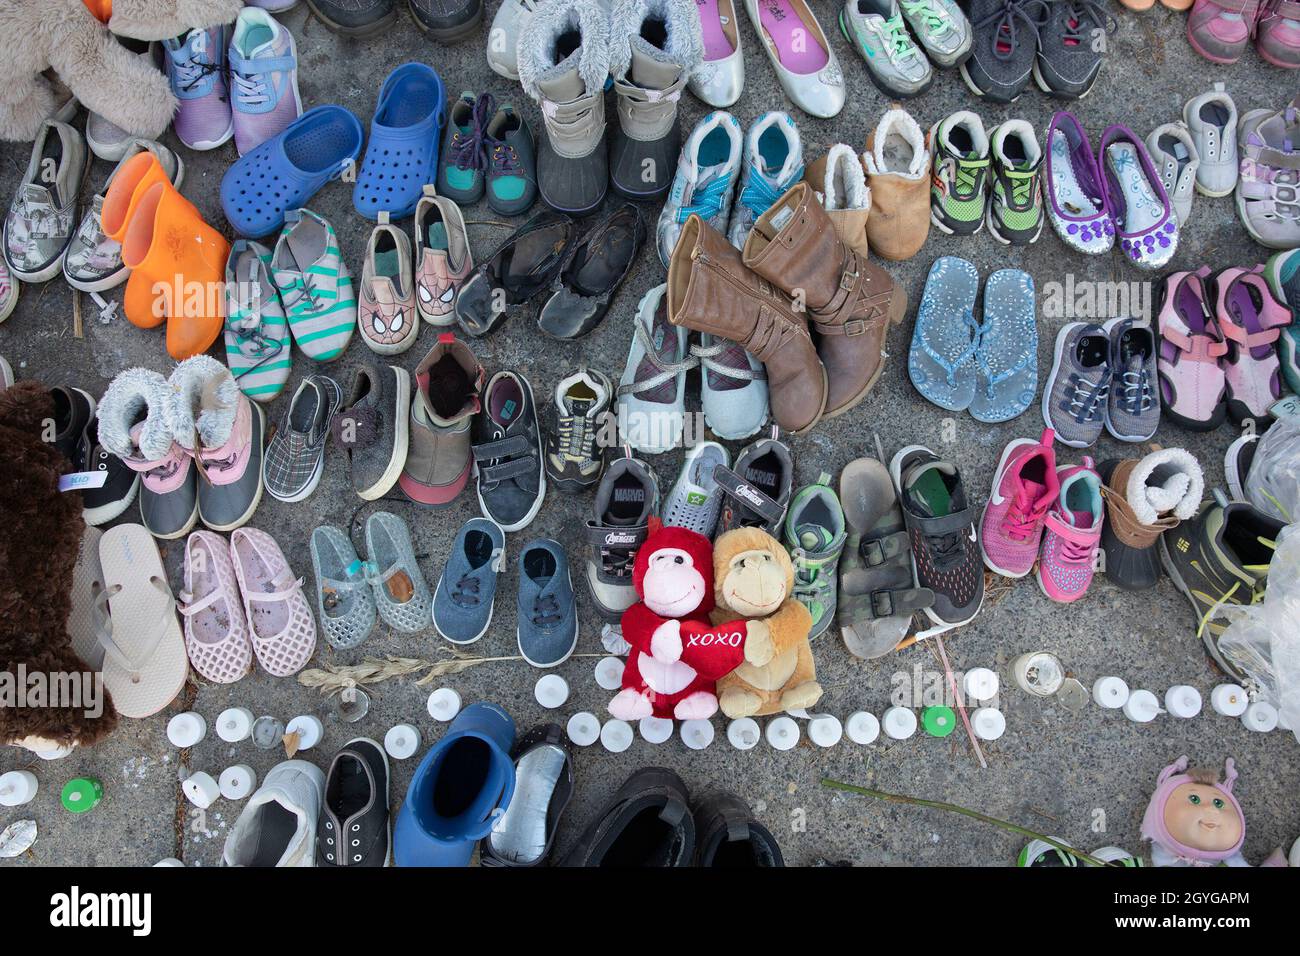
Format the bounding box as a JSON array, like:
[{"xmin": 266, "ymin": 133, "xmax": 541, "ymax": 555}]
[
  {"xmin": 561, "ymin": 767, "xmax": 695, "ymax": 867},
  {"xmin": 73, "ymin": 413, "xmax": 140, "ymax": 526},
  {"xmin": 317, "ymin": 738, "xmax": 391, "ymax": 867},
  {"xmin": 545, "ymin": 367, "xmax": 613, "ymax": 494},
  {"xmin": 1032, "ymin": 0, "xmax": 1114, "ymax": 99},
  {"xmin": 714, "ymin": 437, "xmax": 794, "ymax": 536},
  {"xmin": 306, "ymin": 0, "xmax": 399, "ymax": 36},
  {"xmin": 960, "ymin": 0, "xmax": 1040, "ymax": 104},
  {"xmin": 890, "ymin": 445, "xmax": 983, "ymax": 628},
  {"xmin": 585, "ymin": 454, "xmax": 659, "ymax": 620},
  {"xmin": 481, "ymin": 723, "xmax": 575, "ymax": 867},
  {"xmin": 407, "ymin": 0, "xmax": 484, "ymax": 41},
  {"xmin": 693, "ymin": 792, "xmax": 784, "ymax": 867},
  {"xmin": 49, "ymin": 385, "xmax": 96, "ymax": 463},
  {"xmin": 472, "ymin": 370, "xmax": 545, "ymax": 532}
]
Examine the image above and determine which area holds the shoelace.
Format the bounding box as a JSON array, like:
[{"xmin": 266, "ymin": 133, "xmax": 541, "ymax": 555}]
[
  {"xmin": 1002, "ymin": 492, "xmax": 1045, "ymax": 541},
  {"xmin": 1064, "ymin": 370, "xmax": 1111, "ymax": 423},
  {"xmin": 1191, "ymin": 539, "xmax": 1275, "ymax": 639},
  {"xmin": 1060, "ymin": 0, "xmax": 1116, "ymax": 44},
  {"xmin": 975, "ymin": 0, "xmax": 1041, "ymax": 60},
  {"xmin": 556, "ymin": 414, "xmax": 595, "ymax": 463},
  {"xmin": 953, "ymin": 155, "xmax": 990, "ymax": 198},
  {"xmin": 926, "ymin": 530, "xmax": 967, "ymax": 570},
  {"xmin": 738, "ymin": 162, "xmax": 803, "ymax": 218},
  {"xmin": 1116, "ymin": 366, "xmax": 1154, "ymax": 415},
  {"xmin": 901, "ymin": 0, "xmax": 952, "ymax": 34},
  {"xmin": 451, "ymin": 93, "xmax": 496, "ymax": 173},
  {"xmin": 600, "ymin": 545, "xmax": 637, "ymax": 579},
  {"xmin": 232, "ymin": 68, "xmax": 270, "ymax": 109},
  {"xmin": 531, "ymin": 593, "xmax": 562, "ymax": 627},
  {"xmin": 174, "ymin": 45, "xmax": 221, "ymax": 94},
  {"xmin": 1003, "ymin": 165, "xmax": 1039, "ymax": 209},
  {"xmin": 1057, "ymin": 531, "xmax": 1094, "ymax": 565},
  {"xmin": 880, "ymin": 13, "xmax": 922, "ymax": 59},
  {"xmin": 452, "ymin": 575, "xmax": 483, "ymax": 607},
  {"xmin": 678, "ymin": 173, "xmax": 733, "ymax": 223}
]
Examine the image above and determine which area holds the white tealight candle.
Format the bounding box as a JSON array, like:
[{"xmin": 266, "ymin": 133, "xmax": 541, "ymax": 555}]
[
  {"xmin": 594, "ymin": 657, "xmax": 625, "ymax": 691},
  {"xmin": 384, "ymin": 724, "xmax": 420, "ymax": 760},
  {"xmin": 534, "ymin": 674, "xmax": 569, "ymax": 709},
  {"xmin": 166, "ymin": 712, "xmax": 207, "ymax": 749},
  {"xmin": 1164, "ymin": 685, "xmax": 1203, "ymax": 719},
  {"xmin": 218, "ymin": 765, "xmax": 256, "ymax": 801},
  {"xmin": 600, "ymin": 719, "xmax": 634, "ymax": 753},
  {"xmin": 426, "ymin": 688, "xmax": 462, "ymax": 722},
  {"xmin": 766, "ymin": 716, "xmax": 800, "ymax": 751},
  {"xmin": 1123, "ymin": 689, "xmax": 1160, "ymax": 723},
  {"xmin": 0, "ymin": 770, "xmax": 37, "ymax": 807},
  {"xmin": 808, "ymin": 715, "xmax": 843, "ymax": 748},
  {"xmin": 285, "ymin": 715, "xmax": 323, "ymax": 750},
  {"xmin": 216, "ymin": 707, "xmax": 254, "ymax": 743},
  {"xmin": 727, "ymin": 718, "xmax": 761, "ymax": 750},
  {"xmin": 153, "ymin": 858, "xmax": 184, "ymax": 867},
  {"xmin": 882, "ymin": 706, "xmax": 918, "ymax": 740},
  {"xmin": 1211, "ymin": 683, "xmax": 1249, "ymax": 717},
  {"xmin": 1242, "ymin": 701, "xmax": 1279, "ymax": 733},
  {"xmin": 639, "ymin": 716, "xmax": 673, "ymax": 744},
  {"xmin": 963, "ymin": 668, "xmax": 999, "ymax": 702},
  {"xmin": 1092, "ymin": 676, "xmax": 1129, "ymax": 709},
  {"xmin": 845, "ymin": 711, "xmax": 880, "ymax": 745},
  {"xmin": 681, "ymin": 719, "xmax": 714, "ymax": 750},
  {"xmin": 181, "ymin": 771, "xmax": 220, "ymax": 810},
  {"xmin": 971, "ymin": 708, "xmax": 1006, "ymax": 741},
  {"xmin": 567, "ymin": 712, "xmax": 600, "ymax": 747}
]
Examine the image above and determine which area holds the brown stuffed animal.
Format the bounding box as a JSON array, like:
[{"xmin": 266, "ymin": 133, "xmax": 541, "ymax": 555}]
[{"xmin": 710, "ymin": 526, "xmax": 823, "ymax": 718}]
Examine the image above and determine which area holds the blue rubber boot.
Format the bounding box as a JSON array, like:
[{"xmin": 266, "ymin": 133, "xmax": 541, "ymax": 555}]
[{"xmin": 393, "ymin": 702, "xmax": 516, "ymax": 866}]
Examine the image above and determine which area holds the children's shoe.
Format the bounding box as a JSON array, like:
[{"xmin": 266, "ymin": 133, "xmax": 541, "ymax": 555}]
[
  {"xmin": 1157, "ymin": 268, "xmax": 1228, "ymax": 430},
  {"xmin": 657, "ymin": 110, "xmax": 743, "ymax": 267},
  {"xmin": 970, "ymin": 268, "xmax": 1037, "ymax": 423},
  {"xmin": 537, "ymin": 203, "xmax": 646, "ymax": 339},
  {"xmin": 230, "ymin": 526, "xmax": 318, "ymax": 676},
  {"xmin": 1235, "ymin": 102, "xmax": 1300, "ymax": 249},
  {"xmin": 545, "ymin": 366, "xmax": 613, "ymax": 494},
  {"xmin": 693, "ymin": 334, "xmax": 769, "ymax": 440},
  {"xmin": 840, "ymin": 0, "xmax": 934, "ymax": 99},
  {"xmin": 899, "ymin": 0, "xmax": 973, "ymax": 66},
  {"xmin": 727, "ymin": 111, "xmax": 803, "ymax": 249},
  {"xmin": 472, "ymin": 370, "xmax": 545, "ymax": 532},
  {"xmin": 47, "ymin": 385, "xmax": 96, "ymax": 464},
  {"xmin": 353, "ymin": 63, "xmax": 446, "ymax": 220},
  {"xmin": 784, "ymin": 474, "xmax": 847, "ymax": 639},
  {"xmin": 358, "ymin": 212, "xmax": 418, "ymax": 356},
  {"xmin": 1033, "ymin": 0, "xmax": 1113, "ymax": 98},
  {"xmin": 433, "ymin": 517, "xmax": 505, "ymax": 644},
  {"xmin": 804, "ymin": 143, "xmax": 872, "ymax": 258},
  {"xmin": 1183, "ymin": 84, "xmax": 1238, "ymax": 197},
  {"xmin": 409, "ymin": 0, "xmax": 485, "ymax": 39},
  {"xmin": 486, "ymin": 0, "xmax": 539, "ymax": 79},
  {"xmin": 1099, "ymin": 125, "xmax": 1178, "ymax": 270},
  {"xmin": 413, "ymin": 186, "xmax": 472, "ymax": 326},
  {"xmin": 454, "ymin": 211, "xmax": 575, "ymax": 336},
  {"xmin": 908, "ymin": 256, "xmax": 980, "ymax": 412},
  {"xmin": 1145, "ymin": 123, "xmax": 1199, "ymax": 227},
  {"xmin": 715, "ymin": 436, "xmax": 794, "ymax": 534},
  {"xmin": 272, "ymin": 209, "xmax": 357, "ymax": 362},
  {"xmin": 223, "ymin": 760, "xmax": 324, "ymax": 866},
  {"xmin": 960, "ymin": 0, "xmax": 1039, "ymax": 103},
  {"xmin": 224, "ymin": 239, "xmax": 292, "ymax": 403},
  {"xmin": 310, "ymin": 525, "xmax": 378, "ymax": 650},
  {"xmin": 165, "ymin": 26, "xmax": 233, "ymax": 151},
  {"xmin": 1103, "ymin": 316, "xmax": 1160, "ymax": 442},
  {"xmin": 663, "ymin": 441, "xmax": 731, "ymax": 537},
  {"xmin": 1224, "ymin": 433, "xmax": 1259, "ymax": 503},
  {"xmin": 890, "ymin": 445, "xmax": 983, "ymax": 628},
  {"xmin": 4, "ymin": 119, "xmax": 87, "ymax": 283},
  {"xmin": 264, "ymin": 374, "xmax": 343, "ymax": 503},
  {"xmin": 562, "ymin": 767, "xmax": 694, "ymax": 866},
  {"xmin": 1186, "ymin": 0, "xmax": 1255, "ymax": 64},
  {"xmin": 516, "ymin": 538, "xmax": 578, "ymax": 668},
  {"xmin": 690, "ymin": 0, "xmax": 746, "ymax": 107},
  {"xmin": 929, "ymin": 111, "xmax": 990, "ymax": 236},
  {"xmin": 179, "ymin": 530, "xmax": 254, "ymax": 683},
  {"xmin": 481, "ymin": 722, "xmax": 576, "ymax": 867},
  {"xmin": 401, "ymin": 335, "xmax": 483, "ymax": 506},
  {"xmin": 484, "ymin": 101, "xmax": 539, "ymax": 216},
  {"xmin": 229, "ymin": 7, "xmax": 303, "ymax": 156},
  {"xmin": 0, "ymin": 260, "xmax": 16, "ymax": 324},
  {"xmin": 333, "ymin": 364, "xmax": 410, "ymax": 501},
  {"xmin": 1098, "ymin": 448, "xmax": 1203, "ymax": 591},
  {"xmin": 1256, "ymin": 0, "xmax": 1300, "ymax": 68},
  {"xmin": 72, "ymin": 411, "xmax": 141, "ymax": 527},
  {"xmin": 617, "ymin": 284, "xmax": 695, "ymax": 454},
  {"xmin": 742, "ymin": 0, "xmax": 846, "ymax": 118},
  {"xmin": 1263, "ymin": 247, "xmax": 1300, "ymax": 393},
  {"xmin": 585, "ymin": 455, "xmax": 660, "ymax": 620},
  {"xmin": 980, "ymin": 429, "xmax": 1059, "ymax": 579},
  {"xmin": 863, "ymin": 107, "xmax": 930, "ymax": 260},
  {"xmin": 1036, "ymin": 458, "xmax": 1102, "ymax": 604},
  {"xmin": 1044, "ymin": 111, "xmax": 1114, "ymax": 255},
  {"xmin": 1041, "ymin": 322, "xmax": 1109, "ymax": 447},
  {"xmin": 439, "ymin": 91, "xmax": 488, "ymax": 204},
  {"xmin": 987, "ymin": 121, "xmax": 1043, "ymax": 246},
  {"xmin": 364, "ymin": 512, "xmax": 432, "ymax": 633},
  {"xmin": 317, "ymin": 739, "xmax": 391, "ymax": 867},
  {"xmin": 1212, "ymin": 265, "xmax": 1289, "ymax": 424}
]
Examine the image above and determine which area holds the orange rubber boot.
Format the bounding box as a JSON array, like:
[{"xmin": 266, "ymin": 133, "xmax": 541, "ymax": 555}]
[{"xmin": 121, "ymin": 181, "xmax": 229, "ymax": 359}]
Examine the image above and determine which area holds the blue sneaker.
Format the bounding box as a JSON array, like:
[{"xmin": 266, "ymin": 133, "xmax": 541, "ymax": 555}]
[
  {"xmin": 432, "ymin": 517, "xmax": 505, "ymax": 645},
  {"xmin": 656, "ymin": 111, "xmax": 743, "ymax": 268},
  {"xmin": 908, "ymin": 256, "xmax": 981, "ymax": 412},
  {"xmin": 353, "ymin": 63, "xmax": 446, "ymax": 221},
  {"xmin": 516, "ymin": 538, "xmax": 578, "ymax": 668},
  {"xmin": 393, "ymin": 702, "xmax": 516, "ymax": 867},
  {"xmin": 969, "ymin": 269, "xmax": 1037, "ymax": 423}
]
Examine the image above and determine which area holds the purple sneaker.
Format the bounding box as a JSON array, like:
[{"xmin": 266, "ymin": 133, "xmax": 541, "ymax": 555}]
[
  {"xmin": 165, "ymin": 26, "xmax": 234, "ymax": 151},
  {"xmin": 229, "ymin": 8, "xmax": 303, "ymax": 156}
]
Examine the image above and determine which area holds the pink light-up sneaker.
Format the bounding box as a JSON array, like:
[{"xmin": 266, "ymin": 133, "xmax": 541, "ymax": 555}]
[
  {"xmin": 980, "ymin": 428, "xmax": 1060, "ymax": 579},
  {"xmin": 1037, "ymin": 458, "xmax": 1103, "ymax": 604}
]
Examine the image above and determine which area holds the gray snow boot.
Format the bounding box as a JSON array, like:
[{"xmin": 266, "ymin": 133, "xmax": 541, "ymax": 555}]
[
  {"xmin": 519, "ymin": 0, "xmax": 612, "ymax": 216},
  {"xmin": 608, "ymin": 0, "xmax": 702, "ymax": 201}
]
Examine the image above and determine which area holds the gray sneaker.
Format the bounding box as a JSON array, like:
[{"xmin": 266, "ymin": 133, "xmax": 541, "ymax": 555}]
[
  {"xmin": 662, "ymin": 441, "xmax": 730, "ymax": 537},
  {"xmin": 517, "ymin": 538, "xmax": 578, "ymax": 668},
  {"xmin": 1103, "ymin": 316, "xmax": 1159, "ymax": 443},
  {"xmin": 264, "ymin": 374, "xmax": 343, "ymax": 502},
  {"xmin": 585, "ymin": 455, "xmax": 660, "ymax": 620},
  {"xmin": 783, "ymin": 474, "xmax": 847, "ymax": 640},
  {"xmin": 333, "ymin": 364, "xmax": 410, "ymax": 501},
  {"xmin": 433, "ymin": 517, "xmax": 505, "ymax": 645},
  {"xmin": 898, "ymin": 0, "xmax": 972, "ymax": 67},
  {"xmin": 1145, "ymin": 122, "xmax": 1199, "ymax": 228},
  {"xmin": 656, "ymin": 110, "xmax": 743, "ymax": 267},
  {"xmin": 4, "ymin": 119, "xmax": 88, "ymax": 282},
  {"xmin": 1041, "ymin": 322, "xmax": 1110, "ymax": 449},
  {"xmin": 839, "ymin": 0, "xmax": 934, "ymax": 98}
]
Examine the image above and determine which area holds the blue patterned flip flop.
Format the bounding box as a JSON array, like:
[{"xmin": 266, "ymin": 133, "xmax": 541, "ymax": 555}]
[
  {"xmin": 908, "ymin": 256, "xmax": 981, "ymax": 411},
  {"xmin": 970, "ymin": 269, "xmax": 1037, "ymax": 423}
]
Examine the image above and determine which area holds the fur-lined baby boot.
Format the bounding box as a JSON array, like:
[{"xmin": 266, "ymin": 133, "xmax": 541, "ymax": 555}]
[
  {"xmin": 167, "ymin": 355, "xmax": 266, "ymax": 533},
  {"xmin": 518, "ymin": 0, "xmax": 612, "ymax": 215},
  {"xmin": 805, "ymin": 143, "xmax": 872, "ymax": 260},
  {"xmin": 98, "ymin": 367, "xmax": 199, "ymax": 540},
  {"xmin": 1099, "ymin": 448, "xmax": 1203, "ymax": 592},
  {"xmin": 608, "ymin": 0, "xmax": 703, "ymax": 201},
  {"xmin": 863, "ymin": 107, "xmax": 930, "ymax": 261}
]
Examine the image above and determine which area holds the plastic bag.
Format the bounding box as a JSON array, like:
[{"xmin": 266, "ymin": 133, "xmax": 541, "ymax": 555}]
[
  {"xmin": 1244, "ymin": 412, "xmax": 1300, "ymax": 522},
  {"xmin": 1217, "ymin": 525, "xmax": 1300, "ymax": 742}
]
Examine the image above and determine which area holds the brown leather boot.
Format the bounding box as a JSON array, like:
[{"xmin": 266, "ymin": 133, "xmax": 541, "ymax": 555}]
[
  {"xmin": 742, "ymin": 181, "xmax": 906, "ymax": 419},
  {"xmin": 666, "ymin": 213, "xmax": 826, "ymax": 434}
]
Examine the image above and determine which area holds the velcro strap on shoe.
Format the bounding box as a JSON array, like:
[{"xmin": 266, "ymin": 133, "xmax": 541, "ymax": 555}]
[
  {"xmin": 713, "ymin": 465, "xmax": 784, "ymax": 527},
  {"xmin": 586, "ymin": 521, "xmax": 647, "ymax": 555},
  {"xmin": 914, "ymin": 508, "xmax": 975, "ymax": 537},
  {"xmin": 228, "ymin": 52, "xmax": 298, "ymax": 76},
  {"xmin": 480, "ymin": 456, "xmax": 536, "ymax": 484},
  {"xmin": 472, "ymin": 435, "xmax": 532, "ymax": 462},
  {"xmin": 870, "ymin": 586, "xmax": 935, "ymax": 619},
  {"xmin": 860, "ymin": 530, "xmax": 911, "ymax": 567}
]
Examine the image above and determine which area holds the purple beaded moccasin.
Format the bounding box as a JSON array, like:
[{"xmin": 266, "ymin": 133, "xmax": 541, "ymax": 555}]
[{"xmin": 1099, "ymin": 124, "xmax": 1178, "ymax": 271}]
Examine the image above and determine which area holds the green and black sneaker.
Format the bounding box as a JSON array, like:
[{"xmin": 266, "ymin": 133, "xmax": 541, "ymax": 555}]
[
  {"xmin": 1159, "ymin": 493, "xmax": 1284, "ymax": 682},
  {"xmin": 784, "ymin": 473, "xmax": 847, "ymax": 640},
  {"xmin": 928, "ymin": 111, "xmax": 990, "ymax": 236},
  {"xmin": 987, "ymin": 120, "xmax": 1044, "ymax": 246}
]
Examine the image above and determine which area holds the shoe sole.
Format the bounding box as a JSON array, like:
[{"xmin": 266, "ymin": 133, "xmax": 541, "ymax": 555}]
[
  {"xmin": 84, "ymin": 475, "xmax": 141, "ymax": 527},
  {"xmin": 1099, "ymin": 316, "xmax": 1158, "ymax": 443},
  {"xmin": 305, "ymin": 0, "xmax": 400, "ymax": 37},
  {"xmin": 1157, "ymin": 534, "xmax": 1242, "ymax": 679},
  {"xmin": 357, "ymin": 366, "xmax": 412, "ymax": 501},
  {"xmin": 205, "ymin": 402, "xmax": 267, "ymax": 529},
  {"xmin": 977, "ymin": 437, "xmax": 1038, "ymax": 579}
]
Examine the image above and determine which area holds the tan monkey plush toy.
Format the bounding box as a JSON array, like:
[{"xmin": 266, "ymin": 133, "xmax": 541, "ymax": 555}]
[{"xmin": 711, "ymin": 527, "xmax": 823, "ymax": 718}]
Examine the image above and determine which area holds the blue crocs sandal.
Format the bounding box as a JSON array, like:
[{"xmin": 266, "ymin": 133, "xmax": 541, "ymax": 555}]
[
  {"xmin": 969, "ymin": 269, "xmax": 1038, "ymax": 423},
  {"xmin": 222, "ymin": 105, "xmax": 364, "ymax": 237},
  {"xmin": 353, "ymin": 63, "xmax": 446, "ymax": 221},
  {"xmin": 908, "ymin": 256, "xmax": 982, "ymax": 412}
]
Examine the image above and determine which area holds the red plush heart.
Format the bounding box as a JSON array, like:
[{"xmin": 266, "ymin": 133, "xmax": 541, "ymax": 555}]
[{"xmin": 675, "ymin": 618, "xmax": 747, "ymax": 680}]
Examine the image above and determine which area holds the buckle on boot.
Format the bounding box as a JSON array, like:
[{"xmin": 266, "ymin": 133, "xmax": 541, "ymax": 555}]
[
  {"xmin": 840, "ymin": 268, "xmax": 859, "ymax": 292},
  {"xmin": 842, "ymin": 318, "xmax": 867, "ymax": 335},
  {"xmin": 871, "ymin": 590, "xmax": 895, "ymax": 617}
]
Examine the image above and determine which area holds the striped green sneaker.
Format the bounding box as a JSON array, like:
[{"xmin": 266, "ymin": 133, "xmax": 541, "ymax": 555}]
[
  {"xmin": 783, "ymin": 473, "xmax": 847, "ymax": 640},
  {"xmin": 929, "ymin": 111, "xmax": 990, "ymax": 236},
  {"xmin": 987, "ymin": 120, "xmax": 1044, "ymax": 246},
  {"xmin": 224, "ymin": 240, "xmax": 292, "ymax": 403},
  {"xmin": 272, "ymin": 208, "xmax": 356, "ymax": 362}
]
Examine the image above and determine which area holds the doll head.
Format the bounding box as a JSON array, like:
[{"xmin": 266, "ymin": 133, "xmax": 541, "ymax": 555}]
[{"xmin": 1140, "ymin": 756, "xmax": 1245, "ymax": 863}]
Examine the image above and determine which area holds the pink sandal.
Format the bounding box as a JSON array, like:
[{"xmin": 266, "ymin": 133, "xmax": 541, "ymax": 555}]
[
  {"xmin": 230, "ymin": 527, "xmax": 317, "ymax": 676},
  {"xmin": 179, "ymin": 530, "xmax": 253, "ymax": 684}
]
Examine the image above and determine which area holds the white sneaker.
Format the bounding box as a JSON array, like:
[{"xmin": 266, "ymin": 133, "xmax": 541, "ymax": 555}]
[
  {"xmin": 1183, "ymin": 84, "xmax": 1238, "ymax": 198},
  {"xmin": 727, "ymin": 111, "xmax": 803, "ymax": 249},
  {"xmin": 656, "ymin": 111, "xmax": 743, "ymax": 268},
  {"xmin": 223, "ymin": 760, "xmax": 325, "ymax": 867},
  {"xmin": 1145, "ymin": 122, "xmax": 1199, "ymax": 227},
  {"xmin": 663, "ymin": 441, "xmax": 730, "ymax": 536}
]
